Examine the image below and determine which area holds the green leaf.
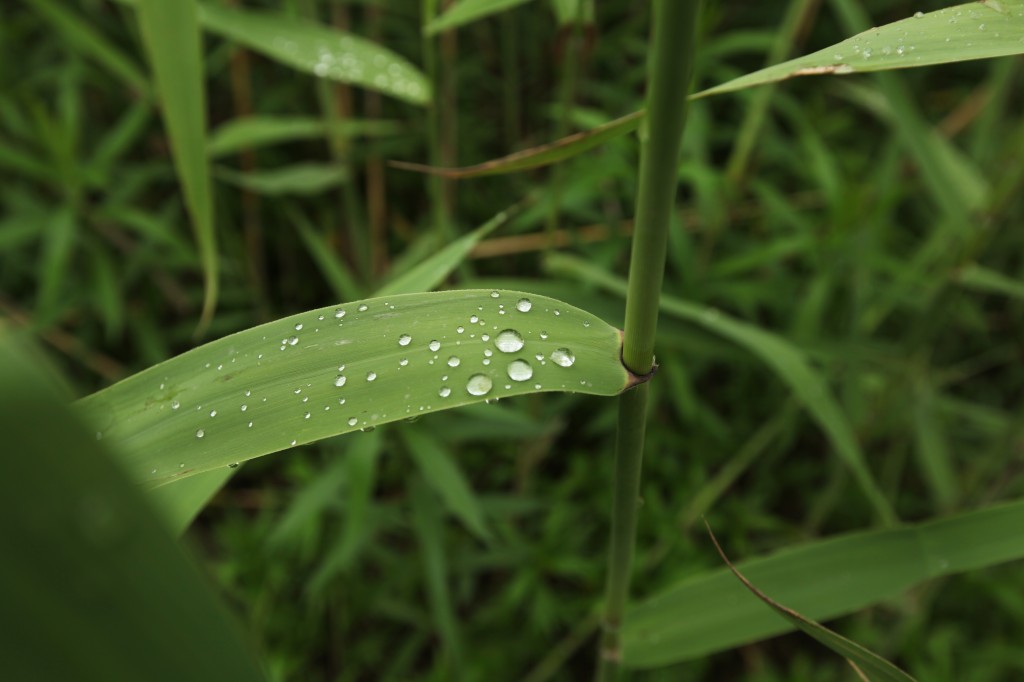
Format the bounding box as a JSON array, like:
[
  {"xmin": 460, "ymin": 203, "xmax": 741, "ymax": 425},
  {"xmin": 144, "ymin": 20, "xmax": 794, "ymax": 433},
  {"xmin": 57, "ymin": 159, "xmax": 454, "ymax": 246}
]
[
  {"xmin": 955, "ymin": 262, "xmax": 1024, "ymax": 300},
  {"xmin": 0, "ymin": 333, "xmax": 266, "ymax": 682},
  {"xmin": 389, "ymin": 110, "xmax": 643, "ymax": 178},
  {"xmin": 78, "ymin": 290, "xmax": 631, "ymax": 487},
  {"xmin": 695, "ymin": 0, "xmax": 1024, "ymax": 99},
  {"xmin": 207, "ymin": 115, "xmax": 401, "ymax": 158},
  {"xmin": 706, "ymin": 523, "xmax": 918, "ymax": 682},
  {"xmin": 548, "ymin": 253, "xmax": 895, "ymax": 525},
  {"xmin": 425, "ymin": 0, "xmax": 538, "ymax": 36},
  {"xmin": 136, "ymin": 0, "xmax": 218, "ymax": 331},
  {"xmin": 215, "ymin": 163, "xmax": 349, "ymax": 196},
  {"xmin": 623, "ymin": 500, "xmax": 1024, "ymax": 668},
  {"xmin": 403, "ymin": 429, "xmax": 492, "ymax": 542},
  {"xmin": 199, "ymin": 3, "xmax": 431, "ymax": 106}
]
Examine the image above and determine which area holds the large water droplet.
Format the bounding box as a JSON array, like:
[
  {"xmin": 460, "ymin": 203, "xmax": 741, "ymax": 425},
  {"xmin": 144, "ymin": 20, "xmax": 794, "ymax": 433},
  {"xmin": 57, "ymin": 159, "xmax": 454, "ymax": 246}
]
[
  {"xmin": 466, "ymin": 374, "xmax": 493, "ymax": 396},
  {"xmin": 507, "ymin": 359, "xmax": 533, "ymax": 382},
  {"xmin": 439, "ymin": 386, "xmax": 451, "ymax": 398},
  {"xmin": 516, "ymin": 298, "xmax": 532, "ymax": 312},
  {"xmin": 335, "ymin": 375, "xmax": 347, "ymax": 387},
  {"xmin": 551, "ymin": 348, "xmax": 576, "ymax": 367},
  {"xmin": 398, "ymin": 334, "xmax": 412, "ymax": 346},
  {"xmin": 366, "ymin": 371, "xmax": 377, "ymax": 382},
  {"xmin": 495, "ymin": 329, "xmax": 524, "ymax": 353},
  {"xmin": 447, "ymin": 356, "xmax": 461, "ymax": 368},
  {"xmin": 429, "ymin": 339, "xmax": 441, "ymax": 352}
]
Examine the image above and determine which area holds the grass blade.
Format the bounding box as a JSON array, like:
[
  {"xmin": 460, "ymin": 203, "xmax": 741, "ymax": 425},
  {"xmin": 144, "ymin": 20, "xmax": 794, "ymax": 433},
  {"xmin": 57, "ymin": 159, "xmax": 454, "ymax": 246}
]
[
  {"xmin": 215, "ymin": 163, "xmax": 348, "ymax": 196},
  {"xmin": 389, "ymin": 110, "xmax": 642, "ymax": 178},
  {"xmin": 135, "ymin": 0, "xmax": 218, "ymax": 332},
  {"xmin": 955, "ymin": 262, "xmax": 1024, "ymax": 300},
  {"xmin": 403, "ymin": 428, "xmax": 492, "ymax": 542},
  {"xmin": 425, "ymin": 0, "xmax": 537, "ymax": 36},
  {"xmin": 622, "ymin": 500, "xmax": 1024, "ymax": 668},
  {"xmin": 78, "ymin": 290, "xmax": 632, "ymax": 487},
  {"xmin": 208, "ymin": 115, "xmax": 400, "ymax": 158},
  {"xmin": 199, "ymin": 3, "xmax": 430, "ymax": 106},
  {"xmin": 706, "ymin": 522, "xmax": 918, "ymax": 682},
  {"xmin": 694, "ymin": 0, "xmax": 1024, "ymax": 98},
  {"xmin": 0, "ymin": 334, "xmax": 266, "ymax": 682},
  {"xmin": 548, "ymin": 253, "xmax": 895, "ymax": 525}
]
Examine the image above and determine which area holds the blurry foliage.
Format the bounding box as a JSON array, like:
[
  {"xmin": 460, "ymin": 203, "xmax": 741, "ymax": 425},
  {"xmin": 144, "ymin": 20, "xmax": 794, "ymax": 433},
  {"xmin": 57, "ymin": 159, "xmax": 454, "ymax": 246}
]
[{"xmin": 2, "ymin": 0, "xmax": 1023, "ymax": 680}]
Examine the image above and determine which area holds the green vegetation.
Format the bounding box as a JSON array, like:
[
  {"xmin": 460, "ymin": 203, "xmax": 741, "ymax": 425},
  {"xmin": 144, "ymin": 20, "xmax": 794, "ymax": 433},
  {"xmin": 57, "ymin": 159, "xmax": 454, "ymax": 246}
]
[{"xmin": 2, "ymin": 0, "xmax": 1024, "ymax": 680}]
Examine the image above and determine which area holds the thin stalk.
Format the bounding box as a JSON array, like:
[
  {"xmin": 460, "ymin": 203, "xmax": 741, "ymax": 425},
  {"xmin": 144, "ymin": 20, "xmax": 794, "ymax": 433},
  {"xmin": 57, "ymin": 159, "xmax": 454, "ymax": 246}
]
[
  {"xmin": 422, "ymin": 0, "xmax": 454, "ymax": 242},
  {"xmin": 545, "ymin": 10, "xmax": 586, "ymax": 240},
  {"xmin": 596, "ymin": 2, "xmax": 700, "ymax": 679}
]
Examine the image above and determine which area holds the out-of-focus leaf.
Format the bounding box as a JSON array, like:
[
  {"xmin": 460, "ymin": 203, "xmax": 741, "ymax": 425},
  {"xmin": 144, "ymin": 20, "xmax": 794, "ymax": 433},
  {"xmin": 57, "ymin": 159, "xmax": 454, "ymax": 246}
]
[
  {"xmin": 425, "ymin": 0, "xmax": 538, "ymax": 36},
  {"xmin": 199, "ymin": 3, "xmax": 431, "ymax": 105},
  {"xmin": 215, "ymin": 163, "xmax": 349, "ymax": 196},
  {"xmin": 955, "ymin": 262, "xmax": 1024, "ymax": 300},
  {"xmin": 208, "ymin": 115, "xmax": 401, "ymax": 158}
]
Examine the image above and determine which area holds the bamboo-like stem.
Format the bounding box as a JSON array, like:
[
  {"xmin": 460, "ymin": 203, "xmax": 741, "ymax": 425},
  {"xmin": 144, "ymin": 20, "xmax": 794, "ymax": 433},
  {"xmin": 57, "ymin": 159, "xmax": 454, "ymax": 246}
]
[
  {"xmin": 596, "ymin": 2, "xmax": 700, "ymax": 679},
  {"xmin": 422, "ymin": 0, "xmax": 454, "ymax": 242}
]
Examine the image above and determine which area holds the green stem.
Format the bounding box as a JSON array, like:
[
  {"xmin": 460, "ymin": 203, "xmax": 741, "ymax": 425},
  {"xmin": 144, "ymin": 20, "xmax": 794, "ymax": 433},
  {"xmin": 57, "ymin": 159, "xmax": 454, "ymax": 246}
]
[{"xmin": 597, "ymin": 2, "xmax": 700, "ymax": 679}]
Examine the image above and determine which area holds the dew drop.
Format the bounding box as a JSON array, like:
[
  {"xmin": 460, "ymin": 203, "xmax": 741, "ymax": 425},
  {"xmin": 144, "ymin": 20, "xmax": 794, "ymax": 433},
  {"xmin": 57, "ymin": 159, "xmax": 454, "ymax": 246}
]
[
  {"xmin": 335, "ymin": 375, "xmax": 347, "ymax": 387},
  {"xmin": 171, "ymin": 399, "xmax": 180, "ymax": 410},
  {"xmin": 429, "ymin": 339, "xmax": 441, "ymax": 352},
  {"xmin": 357, "ymin": 304, "xmax": 368, "ymax": 312},
  {"xmin": 366, "ymin": 371, "xmax": 377, "ymax": 382},
  {"xmin": 466, "ymin": 373, "xmax": 493, "ymax": 396},
  {"xmin": 495, "ymin": 329, "xmax": 525, "ymax": 353},
  {"xmin": 304, "ymin": 412, "xmax": 311, "ymax": 419},
  {"xmin": 516, "ymin": 298, "xmax": 532, "ymax": 312},
  {"xmin": 334, "ymin": 308, "xmax": 346, "ymax": 319},
  {"xmin": 347, "ymin": 417, "xmax": 358, "ymax": 427},
  {"xmin": 551, "ymin": 348, "xmax": 576, "ymax": 367},
  {"xmin": 507, "ymin": 359, "xmax": 533, "ymax": 382},
  {"xmin": 456, "ymin": 326, "xmax": 465, "ymax": 334},
  {"xmin": 399, "ymin": 358, "xmax": 409, "ymax": 367},
  {"xmin": 539, "ymin": 331, "xmax": 549, "ymax": 340},
  {"xmin": 447, "ymin": 356, "xmax": 461, "ymax": 368},
  {"xmin": 228, "ymin": 462, "xmax": 239, "ymax": 468},
  {"xmin": 287, "ymin": 336, "xmax": 299, "ymax": 346},
  {"xmin": 294, "ymin": 323, "xmax": 303, "ymax": 331},
  {"xmin": 241, "ymin": 404, "xmax": 248, "ymax": 412},
  {"xmin": 195, "ymin": 429, "xmax": 205, "ymax": 439},
  {"xmin": 470, "ymin": 315, "xmax": 479, "ymax": 324},
  {"xmin": 439, "ymin": 386, "xmax": 452, "ymax": 398},
  {"xmin": 248, "ymin": 421, "xmax": 253, "ymax": 428},
  {"xmin": 490, "ymin": 291, "xmax": 500, "ymax": 298},
  {"xmin": 398, "ymin": 334, "xmax": 412, "ymax": 346},
  {"xmin": 914, "ymin": 10, "xmax": 924, "ymax": 17},
  {"xmin": 210, "ymin": 409, "xmax": 217, "ymax": 417}
]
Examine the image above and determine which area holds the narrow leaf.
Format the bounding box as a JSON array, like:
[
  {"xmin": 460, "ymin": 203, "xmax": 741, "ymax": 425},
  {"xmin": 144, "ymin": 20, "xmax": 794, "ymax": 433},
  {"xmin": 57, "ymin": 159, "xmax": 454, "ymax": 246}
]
[
  {"xmin": 78, "ymin": 290, "xmax": 631, "ymax": 487},
  {"xmin": 706, "ymin": 522, "xmax": 918, "ymax": 681},
  {"xmin": 955, "ymin": 262, "xmax": 1024, "ymax": 300},
  {"xmin": 199, "ymin": 3, "xmax": 431, "ymax": 105},
  {"xmin": 136, "ymin": 0, "xmax": 218, "ymax": 330},
  {"xmin": 215, "ymin": 163, "xmax": 348, "ymax": 196},
  {"xmin": 622, "ymin": 500, "xmax": 1024, "ymax": 668},
  {"xmin": 694, "ymin": 1, "xmax": 1024, "ymax": 98},
  {"xmin": 425, "ymin": 0, "xmax": 538, "ymax": 36},
  {"xmin": 208, "ymin": 115, "xmax": 401, "ymax": 158},
  {"xmin": 389, "ymin": 110, "xmax": 643, "ymax": 178}
]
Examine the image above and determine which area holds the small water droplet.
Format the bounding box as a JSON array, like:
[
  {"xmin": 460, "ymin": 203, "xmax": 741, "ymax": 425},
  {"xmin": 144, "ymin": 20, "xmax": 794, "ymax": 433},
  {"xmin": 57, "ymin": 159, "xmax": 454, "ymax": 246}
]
[
  {"xmin": 439, "ymin": 386, "xmax": 451, "ymax": 398},
  {"xmin": 456, "ymin": 326, "xmax": 465, "ymax": 334},
  {"xmin": 495, "ymin": 329, "xmax": 525, "ymax": 353},
  {"xmin": 583, "ymin": 320, "xmax": 590, "ymax": 328},
  {"xmin": 398, "ymin": 334, "xmax": 412, "ymax": 346},
  {"xmin": 466, "ymin": 373, "xmax": 493, "ymax": 396},
  {"xmin": 287, "ymin": 336, "xmax": 299, "ymax": 346},
  {"xmin": 490, "ymin": 291, "xmax": 500, "ymax": 298},
  {"xmin": 539, "ymin": 331, "xmax": 548, "ymax": 340},
  {"xmin": 516, "ymin": 298, "xmax": 532, "ymax": 312},
  {"xmin": 551, "ymin": 348, "xmax": 576, "ymax": 367},
  {"xmin": 248, "ymin": 421, "xmax": 253, "ymax": 428},
  {"xmin": 914, "ymin": 10, "xmax": 924, "ymax": 17},
  {"xmin": 470, "ymin": 315, "xmax": 479, "ymax": 324},
  {"xmin": 294, "ymin": 323, "xmax": 303, "ymax": 331},
  {"xmin": 399, "ymin": 358, "xmax": 409, "ymax": 367},
  {"xmin": 357, "ymin": 304, "xmax": 368, "ymax": 312},
  {"xmin": 553, "ymin": 309, "xmax": 561, "ymax": 316},
  {"xmin": 334, "ymin": 308, "xmax": 346, "ymax": 319},
  {"xmin": 366, "ymin": 371, "xmax": 377, "ymax": 382},
  {"xmin": 304, "ymin": 412, "xmax": 311, "ymax": 419},
  {"xmin": 228, "ymin": 462, "xmax": 239, "ymax": 468},
  {"xmin": 210, "ymin": 409, "xmax": 217, "ymax": 417},
  {"xmin": 429, "ymin": 339, "xmax": 441, "ymax": 352},
  {"xmin": 241, "ymin": 404, "xmax": 247, "ymax": 412},
  {"xmin": 447, "ymin": 356, "xmax": 461, "ymax": 368},
  {"xmin": 245, "ymin": 390, "xmax": 251, "ymax": 397},
  {"xmin": 171, "ymin": 399, "xmax": 180, "ymax": 410},
  {"xmin": 335, "ymin": 375, "xmax": 347, "ymax": 387},
  {"xmin": 196, "ymin": 429, "xmax": 205, "ymax": 439},
  {"xmin": 347, "ymin": 417, "xmax": 358, "ymax": 427},
  {"xmin": 481, "ymin": 334, "xmax": 490, "ymax": 342},
  {"xmin": 507, "ymin": 359, "xmax": 533, "ymax": 382}
]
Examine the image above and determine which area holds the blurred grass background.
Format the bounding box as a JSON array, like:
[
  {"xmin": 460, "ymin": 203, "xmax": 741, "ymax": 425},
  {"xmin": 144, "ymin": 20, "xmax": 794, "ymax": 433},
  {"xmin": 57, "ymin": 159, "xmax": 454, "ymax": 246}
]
[{"xmin": 2, "ymin": 0, "xmax": 1023, "ymax": 679}]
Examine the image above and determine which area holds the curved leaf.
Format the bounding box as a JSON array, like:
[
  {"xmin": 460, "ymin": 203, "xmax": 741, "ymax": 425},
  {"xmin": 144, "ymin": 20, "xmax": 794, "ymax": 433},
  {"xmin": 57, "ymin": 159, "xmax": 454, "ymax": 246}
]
[
  {"xmin": 425, "ymin": 0, "xmax": 538, "ymax": 36},
  {"xmin": 78, "ymin": 290, "xmax": 631, "ymax": 487},
  {"xmin": 208, "ymin": 116, "xmax": 401, "ymax": 158},
  {"xmin": 695, "ymin": 0, "xmax": 1024, "ymax": 98},
  {"xmin": 199, "ymin": 3, "xmax": 430, "ymax": 105}
]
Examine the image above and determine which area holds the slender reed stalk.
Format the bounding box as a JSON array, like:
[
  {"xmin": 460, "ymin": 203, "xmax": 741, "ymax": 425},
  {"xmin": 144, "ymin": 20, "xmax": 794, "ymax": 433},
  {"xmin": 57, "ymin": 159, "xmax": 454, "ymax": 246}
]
[
  {"xmin": 596, "ymin": 2, "xmax": 701, "ymax": 679},
  {"xmin": 422, "ymin": 0, "xmax": 454, "ymax": 242}
]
